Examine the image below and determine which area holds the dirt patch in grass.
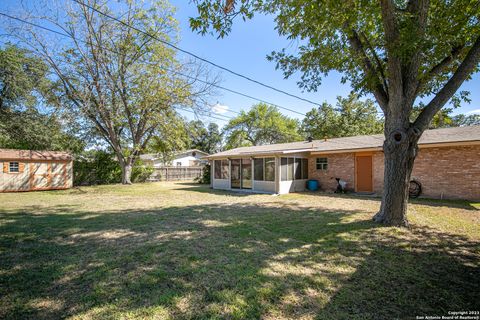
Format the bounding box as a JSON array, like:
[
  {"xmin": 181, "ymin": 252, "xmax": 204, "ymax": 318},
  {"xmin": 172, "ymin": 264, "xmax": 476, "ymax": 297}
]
[{"xmin": 0, "ymin": 182, "xmax": 479, "ymax": 319}]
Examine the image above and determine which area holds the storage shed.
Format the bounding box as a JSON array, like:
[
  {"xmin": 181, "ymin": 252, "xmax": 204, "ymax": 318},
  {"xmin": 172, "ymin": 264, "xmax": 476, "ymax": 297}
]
[{"xmin": 0, "ymin": 149, "xmax": 73, "ymax": 192}]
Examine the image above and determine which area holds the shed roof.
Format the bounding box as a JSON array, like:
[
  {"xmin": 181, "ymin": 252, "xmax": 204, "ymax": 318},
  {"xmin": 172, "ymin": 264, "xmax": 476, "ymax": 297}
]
[
  {"xmin": 207, "ymin": 125, "xmax": 480, "ymax": 158},
  {"xmin": 0, "ymin": 149, "xmax": 73, "ymax": 161}
]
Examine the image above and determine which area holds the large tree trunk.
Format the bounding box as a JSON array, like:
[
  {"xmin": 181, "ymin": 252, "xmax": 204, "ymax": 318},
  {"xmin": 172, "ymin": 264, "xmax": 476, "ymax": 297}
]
[
  {"xmin": 373, "ymin": 126, "xmax": 420, "ymax": 227},
  {"xmin": 120, "ymin": 157, "xmax": 134, "ymax": 185}
]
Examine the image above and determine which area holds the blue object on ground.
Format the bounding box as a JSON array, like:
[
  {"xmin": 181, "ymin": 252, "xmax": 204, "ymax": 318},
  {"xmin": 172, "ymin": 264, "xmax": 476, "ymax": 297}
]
[{"xmin": 307, "ymin": 179, "xmax": 319, "ymax": 191}]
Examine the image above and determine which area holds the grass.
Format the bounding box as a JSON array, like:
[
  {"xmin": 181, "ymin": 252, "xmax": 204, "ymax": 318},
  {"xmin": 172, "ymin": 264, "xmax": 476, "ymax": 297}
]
[{"xmin": 0, "ymin": 182, "xmax": 479, "ymax": 319}]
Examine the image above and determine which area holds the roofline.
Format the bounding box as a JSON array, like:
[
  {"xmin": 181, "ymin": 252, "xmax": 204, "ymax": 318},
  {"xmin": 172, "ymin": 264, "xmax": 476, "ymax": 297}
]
[{"xmin": 207, "ymin": 139, "xmax": 480, "ymax": 159}]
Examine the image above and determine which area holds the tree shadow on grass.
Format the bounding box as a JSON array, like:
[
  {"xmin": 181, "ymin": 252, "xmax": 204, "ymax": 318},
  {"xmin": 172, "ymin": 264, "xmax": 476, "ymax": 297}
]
[{"xmin": 0, "ymin": 199, "xmax": 479, "ymax": 319}]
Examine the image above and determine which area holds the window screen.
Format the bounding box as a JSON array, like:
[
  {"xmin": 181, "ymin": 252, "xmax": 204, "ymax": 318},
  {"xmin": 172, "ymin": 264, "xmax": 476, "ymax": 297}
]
[
  {"xmin": 281, "ymin": 158, "xmax": 288, "ymax": 181},
  {"xmin": 265, "ymin": 158, "xmax": 275, "ymax": 181},
  {"xmin": 294, "ymin": 158, "xmax": 302, "ymax": 180},
  {"xmin": 214, "ymin": 160, "xmax": 221, "ymax": 179},
  {"xmin": 302, "ymin": 158, "xmax": 309, "ymax": 179},
  {"xmin": 287, "ymin": 158, "xmax": 294, "ymax": 180},
  {"xmin": 221, "ymin": 160, "xmax": 229, "ymax": 179},
  {"xmin": 254, "ymin": 158, "xmax": 264, "ymax": 181}
]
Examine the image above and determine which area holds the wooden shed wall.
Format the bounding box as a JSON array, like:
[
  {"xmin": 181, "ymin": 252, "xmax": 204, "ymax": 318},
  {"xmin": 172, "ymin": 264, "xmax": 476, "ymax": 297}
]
[{"xmin": 0, "ymin": 160, "xmax": 73, "ymax": 192}]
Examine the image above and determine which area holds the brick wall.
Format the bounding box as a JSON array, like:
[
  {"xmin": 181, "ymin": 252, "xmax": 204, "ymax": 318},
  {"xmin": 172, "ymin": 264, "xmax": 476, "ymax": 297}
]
[
  {"xmin": 308, "ymin": 145, "xmax": 480, "ymax": 200},
  {"xmin": 308, "ymin": 153, "xmax": 356, "ymax": 192},
  {"xmin": 411, "ymin": 145, "xmax": 480, "ymax": 200}
]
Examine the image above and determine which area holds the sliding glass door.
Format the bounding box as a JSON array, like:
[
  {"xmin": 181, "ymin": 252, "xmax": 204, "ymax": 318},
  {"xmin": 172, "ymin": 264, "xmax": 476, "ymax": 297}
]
[
  {"xmin": 230, "ymin": 159, "xmax": 252, "ymax": 189},
  {"xmin": 231, "ymin": 159, "xmax": 241, "ymax": 189}
]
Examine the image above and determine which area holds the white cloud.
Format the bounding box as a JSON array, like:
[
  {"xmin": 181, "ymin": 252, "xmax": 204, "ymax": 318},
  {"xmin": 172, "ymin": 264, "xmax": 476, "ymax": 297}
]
[
  {"xmin": 212, "ymin": 103, "xmax": 229, "ymax": 114},
  {"xmin": 466, "ymin": 109, "xmax": 480, "ymax": 115}
]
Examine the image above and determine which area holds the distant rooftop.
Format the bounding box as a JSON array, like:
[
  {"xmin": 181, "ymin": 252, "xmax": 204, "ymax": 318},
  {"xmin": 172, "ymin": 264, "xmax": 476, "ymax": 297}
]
[{"xmin": 207, "ymin": 125, "xmax": 480, "ymax": 158}]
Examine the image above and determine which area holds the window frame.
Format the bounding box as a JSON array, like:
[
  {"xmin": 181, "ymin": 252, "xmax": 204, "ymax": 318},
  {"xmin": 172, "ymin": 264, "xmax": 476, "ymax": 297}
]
[
  {"xmin": 264, "ymin": 157, "xmax": 275, "ymax": 182},
  {"xmin": 316, "ymin": 157, "xmax": 328, "ymax": 171},
  {"xmin": 214, "ymin": 160, "xmax": 222, "ymax": 179},
  {"xmin": 221, "ymin": 159, "xmax": 229, "ymax": 179},
  {"xmin": 9, "ymin": 162, "xmax": 20, "ymax": 173},
  {"xmin": 254, "ymin": 158, "xmax": 264, "ymax": 181}
]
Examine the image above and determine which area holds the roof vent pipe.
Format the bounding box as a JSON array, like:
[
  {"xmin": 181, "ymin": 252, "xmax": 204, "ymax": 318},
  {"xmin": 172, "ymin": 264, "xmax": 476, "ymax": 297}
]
[{"xmin": 307, "ymin": 136, "xmax": 313, "ymax": 142}]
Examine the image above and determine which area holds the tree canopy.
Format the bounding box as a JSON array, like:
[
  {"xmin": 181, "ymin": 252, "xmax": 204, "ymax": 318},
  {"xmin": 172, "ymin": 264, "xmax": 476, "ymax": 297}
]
[
  {"xmin": 187, "ymin": 120, "xmax": 223, "ymax": 154},
  {"xmin": 302, "ymin": 93, "xmax": 383, "ymax": 139},
  {"xmin": 0, "ymin": 44, "xmax": 84, "ymax": 152},
  {"xmin": 12, "ymin": 0, "xmax": 215, "ymax": 183},
  {"xmin": 223, "ymin": 103, "xmax": 301, "ymax": 149}
]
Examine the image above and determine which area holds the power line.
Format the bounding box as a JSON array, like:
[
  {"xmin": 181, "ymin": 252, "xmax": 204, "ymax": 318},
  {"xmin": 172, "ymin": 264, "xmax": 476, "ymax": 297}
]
[
  {"xmin": 69, "ymin": 0, "xmax": 321, "ymax": 109},
  {"xmin": 0, "ymin": 12, "xmax": 308, "ymax": 117}
]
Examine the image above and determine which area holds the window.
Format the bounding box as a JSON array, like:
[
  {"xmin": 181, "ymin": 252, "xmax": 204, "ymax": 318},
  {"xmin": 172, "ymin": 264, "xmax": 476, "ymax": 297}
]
[
  {"xmin": 254, "ymin": 158, "xmax": 264, "ymax": 181},
  {"xmin": 214, "ymin": 160, "xmax": 221, "ymax": 179},
  {"xmin": 281, "ymin": 157, "xmax": 308, "ymax": 181},
  {"xmin": 294, "ymin": 158, "xmax": 302, "ymax": 180},
  {"xmin": 9, "ymin": 162, "xmax": 19, "ymax": 173},
  {"xmin": 287, "ymin": 158, "xmax": 294, "ymax": 180},
  {"xmin": 176, "ymin": 162, "xmax": 182, "ymax": 166},
  {"xmin": 302, "ymin": 158, "xmax": 309, "ymax": 179},
  {"xmin": 254, "ymin": 158, "xmax": 276, "ymax": 181},
  {"xmin": 281, "ymin": 158, "xmax": 288, "ymax": 181},
  {"xmin": 316, "ymin": 158, "xmax": 328, "ymax": 170},
  {"xmin": 221, "ymin": 160, "xmax": 229, "ymax": 179},
  {"xmin": 265, "ymin": 158, "xmax": 275, "ymax": 181}
]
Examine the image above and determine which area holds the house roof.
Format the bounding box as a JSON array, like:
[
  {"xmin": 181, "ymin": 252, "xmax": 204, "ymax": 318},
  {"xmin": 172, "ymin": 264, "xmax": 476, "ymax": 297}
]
[
  {"xmin": 207, "ymin": 125, "xmax": 480, "ymax": 158},
  {"xmin": 0, "ymin": 149, "xmax": 73, "ymax": 161}
]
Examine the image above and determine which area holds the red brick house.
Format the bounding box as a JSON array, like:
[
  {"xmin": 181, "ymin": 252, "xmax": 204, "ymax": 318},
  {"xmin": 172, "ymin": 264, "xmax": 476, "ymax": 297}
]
[{"xmin": 206, "ymin": 126, "xmax": 480, "ymax": 200}]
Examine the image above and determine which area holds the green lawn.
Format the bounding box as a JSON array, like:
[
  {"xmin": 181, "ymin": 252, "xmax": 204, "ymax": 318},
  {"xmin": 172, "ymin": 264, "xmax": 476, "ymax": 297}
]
[{"xmin": 1, "ymin": 182, "xmax": 479, "ymax": 319}]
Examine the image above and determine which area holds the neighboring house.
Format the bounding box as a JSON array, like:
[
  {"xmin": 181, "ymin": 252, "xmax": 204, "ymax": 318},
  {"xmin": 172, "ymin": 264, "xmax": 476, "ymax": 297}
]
[
  {"xmin": 206, "ymin": 126, "xmax": 480, "ymax": 200},
  {"xmin": 140, "ymin": 149, "xmax": 209, "ymax": 167},
  {"xmin": 0, "ymin": 149, "xmax": 73, "ymax": 192}
]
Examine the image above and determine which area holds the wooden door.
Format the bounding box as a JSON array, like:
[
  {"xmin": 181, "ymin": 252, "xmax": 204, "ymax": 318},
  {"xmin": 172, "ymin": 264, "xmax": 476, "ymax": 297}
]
[{"xmin": 356, "ymin": 155, "xmax": 373, "ymax": 192}]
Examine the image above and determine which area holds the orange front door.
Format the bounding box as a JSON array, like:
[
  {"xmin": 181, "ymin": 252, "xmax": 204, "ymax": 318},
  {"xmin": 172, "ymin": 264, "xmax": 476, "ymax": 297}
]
[{"xmin": 356, "ymin": 155, "xmax": 373, "ymax": 192}]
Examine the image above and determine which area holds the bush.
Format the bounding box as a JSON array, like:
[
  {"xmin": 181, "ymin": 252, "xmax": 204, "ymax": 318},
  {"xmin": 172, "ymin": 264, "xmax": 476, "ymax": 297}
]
[
  {"xmin": 74, "ymin": 150, "xmax": 121, "ymax": 186},
  {"xmin": 195, "ymin": 163, "xmax": 211, "ymax": 184},
  {"xmin": 131, "ymin": 160, "xmax": 154, "ymax": 183},
  {"xmin": 74, "ymin": 150, "xmax": 153, "ymax": 186}
]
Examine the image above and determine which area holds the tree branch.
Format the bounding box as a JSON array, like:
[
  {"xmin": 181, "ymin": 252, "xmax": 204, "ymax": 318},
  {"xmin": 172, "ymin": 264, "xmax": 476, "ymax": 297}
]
[
  {"xmin": 346, "ymin": 28, "xmax": 389, "ymax": 111},
  {"xmin": 414, "ymin": 35, "xmax": 480, "ymax": 131}
]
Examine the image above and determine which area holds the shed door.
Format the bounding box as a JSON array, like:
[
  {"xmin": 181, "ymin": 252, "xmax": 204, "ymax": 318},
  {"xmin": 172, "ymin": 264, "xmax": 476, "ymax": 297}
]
[{"xmin": 356, "ymin": 155, "xmax": 373, "ymax": 192}]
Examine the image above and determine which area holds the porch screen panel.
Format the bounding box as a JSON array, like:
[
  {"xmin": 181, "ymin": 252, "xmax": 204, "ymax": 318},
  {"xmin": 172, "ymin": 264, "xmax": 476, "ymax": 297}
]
[
  {"xmin": 254, "ymin": 158, "xmax": 264, "ymax": 181},
  {"xmin": 302, "ymin": 159, "xmax": 309, "ymax": 179},
  {"xmin": 214, "ymin": 160, "xmax": 221, "ymax": 179},
  {"xmin": 294, "ymin": 158, "xmax": 302, "ymax": 180},
  {"xmin": 281, "ymin": 158, "xmax": 288, "ymax": 181},
  {"xmin": 221, "ymin": 160, "xmax": 229, "ymax": 179},
  {"xmin": 287, "ymin": 158, "xmax": 294, "ymax": 180},
  {"xmin": 265, "ymin": 158, "xmax": 275, "ymax": 181}
]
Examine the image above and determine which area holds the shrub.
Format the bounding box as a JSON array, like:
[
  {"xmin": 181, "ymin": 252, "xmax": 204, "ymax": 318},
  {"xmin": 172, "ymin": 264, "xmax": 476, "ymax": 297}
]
[{"xmin": 195, "ymin": 163, "xmax": 211, "ymax": 184}]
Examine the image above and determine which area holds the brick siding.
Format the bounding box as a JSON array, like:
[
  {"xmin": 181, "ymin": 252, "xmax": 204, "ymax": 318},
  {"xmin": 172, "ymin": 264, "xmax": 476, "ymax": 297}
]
[{"xmin": 308, "ymin": 145, "xmax": 480, "ymax": 200}]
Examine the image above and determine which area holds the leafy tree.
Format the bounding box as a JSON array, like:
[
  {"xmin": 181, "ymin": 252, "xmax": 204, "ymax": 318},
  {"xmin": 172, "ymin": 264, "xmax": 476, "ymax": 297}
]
[
  {"xmin": 452, "ymin": 113, "xmax": 480, "ymax": 126},
  {"xmin": 187, "ymin": 120, "xmax": 223, "ymax": 154},
  {"xmin": 16, "ymin": 0, "xmax": 215, "ymax": 184},
  {"xmin": 191, "ymin": 0, "xmax": 480, "ymax": 226},
  {"xmin": 0, "ymin": 45, "xmax": 84, "ymax": 152},
  {"xmin": 0, "ymin": 44, "xmax": 50, "ymax": 110},
  {"xmin": 302, "ymin": 94, "xmax": 383, "ymax": 139},
  {"xmin": 223, "ymin": 103, "xmax": 301, "ymax": 149}
]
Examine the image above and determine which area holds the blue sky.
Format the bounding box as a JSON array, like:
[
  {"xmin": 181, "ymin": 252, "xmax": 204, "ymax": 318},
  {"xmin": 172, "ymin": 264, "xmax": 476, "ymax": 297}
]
[{"xmin": 1, "ymin": 0, "xmax": 479, "ymax": 126}]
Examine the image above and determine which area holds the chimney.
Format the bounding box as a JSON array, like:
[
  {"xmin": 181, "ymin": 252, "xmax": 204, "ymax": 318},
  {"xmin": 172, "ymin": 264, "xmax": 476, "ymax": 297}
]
[{"xmin": 307, "ymin": 136, "xmax": 313, "ymax": 142}]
